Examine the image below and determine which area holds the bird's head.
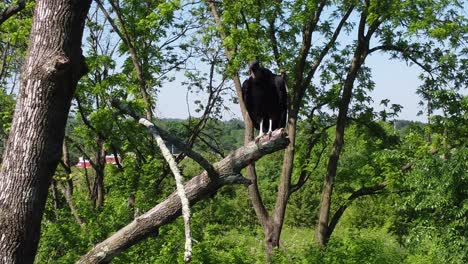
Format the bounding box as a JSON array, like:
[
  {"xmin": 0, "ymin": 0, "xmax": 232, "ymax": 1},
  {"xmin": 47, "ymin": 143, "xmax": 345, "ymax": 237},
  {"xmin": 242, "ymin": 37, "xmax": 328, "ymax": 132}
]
[{"xmin": 249, "ymin": 60, "xmax": 260, "ymax": 79}]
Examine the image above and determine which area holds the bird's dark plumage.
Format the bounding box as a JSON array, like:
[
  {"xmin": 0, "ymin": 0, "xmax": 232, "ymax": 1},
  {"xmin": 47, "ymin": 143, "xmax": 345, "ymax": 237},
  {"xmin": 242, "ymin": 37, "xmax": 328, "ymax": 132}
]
[{"xmin": 241, "ymin": 61, "xmax": 287, "ymax": 134}]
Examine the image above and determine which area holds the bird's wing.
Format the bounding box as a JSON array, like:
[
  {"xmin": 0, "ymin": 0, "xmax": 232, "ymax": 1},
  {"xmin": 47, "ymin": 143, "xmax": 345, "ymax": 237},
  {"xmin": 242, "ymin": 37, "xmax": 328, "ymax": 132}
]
[
  {"xmin": 274, "ymin": 75, "xmax": 288, "ymax": 126},
  {"xmin": 241, "ymin": 79, "xmax": 249, "ymax": 108},
  {"xmin": 274, "ymin": 75, "xmax": 287, "ymax": 109},
  {"xmin": 242, "ymin": 79, "xmax": 260, "ymax": 129}
]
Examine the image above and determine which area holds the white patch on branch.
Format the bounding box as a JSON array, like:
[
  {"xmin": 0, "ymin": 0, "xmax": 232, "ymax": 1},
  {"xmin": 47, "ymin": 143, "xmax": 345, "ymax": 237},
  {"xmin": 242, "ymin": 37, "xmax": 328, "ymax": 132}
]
[{"xmin": 139, "ymin": 118, "xmax": 192, "ymax": 262}]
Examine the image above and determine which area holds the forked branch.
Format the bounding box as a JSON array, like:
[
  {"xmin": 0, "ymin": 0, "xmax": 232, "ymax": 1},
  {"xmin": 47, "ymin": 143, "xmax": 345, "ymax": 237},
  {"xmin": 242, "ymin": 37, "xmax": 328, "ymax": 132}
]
[{"xmin": 77, "ymin": 129, "xmax": 289, "ymax": 263}]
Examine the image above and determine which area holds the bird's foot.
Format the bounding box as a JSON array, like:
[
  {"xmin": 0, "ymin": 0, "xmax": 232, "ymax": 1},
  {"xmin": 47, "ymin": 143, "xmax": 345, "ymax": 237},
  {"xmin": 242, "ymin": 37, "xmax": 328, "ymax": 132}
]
[
  {"xmin": 266, "ymin": 130, "xmax": 273, "ymax": 139},
  {"xmin": 254, "ymin": 132, "xmax": 265, "ymax": 143}
]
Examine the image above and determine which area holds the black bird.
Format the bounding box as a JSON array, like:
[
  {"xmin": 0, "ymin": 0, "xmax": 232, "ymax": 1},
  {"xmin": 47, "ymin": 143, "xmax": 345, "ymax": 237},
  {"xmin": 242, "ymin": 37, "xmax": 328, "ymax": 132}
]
[{"xmin": 242, "ymin": 61, "xmax": 287, "ymax": 139}]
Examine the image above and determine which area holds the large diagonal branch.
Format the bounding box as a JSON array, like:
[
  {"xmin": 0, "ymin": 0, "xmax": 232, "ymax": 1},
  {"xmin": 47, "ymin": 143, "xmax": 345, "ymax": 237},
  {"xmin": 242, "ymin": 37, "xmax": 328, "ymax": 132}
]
[
  {"xmin": 77, "ymin": 129, "xmax": 289, "ymax": 263},
  {"xmin": 0, "ymin": 0, "xmax": 26, "ymax": 25}
]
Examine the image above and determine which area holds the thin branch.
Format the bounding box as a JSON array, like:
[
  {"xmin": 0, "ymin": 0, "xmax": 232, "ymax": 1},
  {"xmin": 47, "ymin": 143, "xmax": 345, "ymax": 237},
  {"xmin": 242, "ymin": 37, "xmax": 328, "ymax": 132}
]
[
  {"xmin": 0, "ymin": 40, "xmax": 11, "ymax": 81},
  {"xmin": 303, "ymin": 4, "xmax": 355, "ymax": 87},
  {"xmin": 58, "ymin": 182, "xmax": 86, "ymax": 227},
  {"xmin": 198, "ymin": 130, "xmax": 225, "ymax": 158},
  {"xmin": 368, "ymin": 44, "xmax": 435, "ymax": 78},
  {"xmin": 294, "ymin": 0, "xmax": 327, "ymax": 95},
  {"xmin": 112, "ymin": 101, "xmax": 217, "ymax": 177},
  {"xmin": 139, "ymin": 118, "xmax": 193, "ymax": 262},
  {"xmin": 95, "ymin": 0, "xmax": 154, "ymax": 120},
  {"xmin": 267, "ymin": 16, "xmax": 282, "ymax": 69},
  {"xmin": 0, "ymin": 0, "xmax": 26, "ymax": 25},
  {"xmin": 68, "ymin": 136, "xmax": 99, "ymax": 172},
  {"xmin": 327, "ymin": 182, "xmax": 387, "ymax": 236},
  {"xmin": 290, "ymin": 143, "xmax": 327, "ymax": 193}
]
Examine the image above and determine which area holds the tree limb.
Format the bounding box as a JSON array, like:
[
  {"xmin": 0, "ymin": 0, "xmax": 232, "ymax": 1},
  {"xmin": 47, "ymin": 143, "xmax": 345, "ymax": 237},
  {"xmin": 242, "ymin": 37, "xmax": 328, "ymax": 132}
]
[
  {"xmin": 327, "ymin": 182, "xmax": 387, "ymax": 238},
  {"xmin": 77, "ymin": 129, "xmax": 289, "ymax": 263},
  {"xmin": 206, "ymin": 0, "xmax": 268, "ymax": 238},
  {"xmin": 112, "ymin": 101, "xmax": 218, "ymax": 177},
  {"xmin": 303, "ymin": 4, "xmax": 355, "ymax": 88},
  {"xmin": 0, "ymin": 0, "xmax": 26, "ymax": 26},
  {"xmin": 368, "ymin": 44, "xmax": 435, "ymax": 77}
]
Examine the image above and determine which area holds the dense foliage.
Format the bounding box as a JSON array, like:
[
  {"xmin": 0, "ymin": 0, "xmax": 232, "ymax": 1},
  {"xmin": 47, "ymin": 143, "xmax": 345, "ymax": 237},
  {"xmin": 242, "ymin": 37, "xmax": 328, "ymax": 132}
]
[{"xmin": 0, "ymin": 0, "xmax": 466, "ymax": 263}]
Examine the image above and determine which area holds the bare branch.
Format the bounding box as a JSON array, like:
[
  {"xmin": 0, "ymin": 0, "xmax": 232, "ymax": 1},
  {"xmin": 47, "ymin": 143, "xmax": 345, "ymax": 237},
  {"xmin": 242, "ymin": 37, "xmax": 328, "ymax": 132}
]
[
  {"xmin": 139, "ymin": 118, "xmax": 193, "ymax": 262},
  {"xmin": 327, "ymin": 182, "xmax": 387, "ymax": 237},
  {"xmin": 112, "ymin": 101, "xmax": 218, "ymax": 177},
  {"xmin": 77, "ymin": 129, "xmax": 289, "ymax": 263},
  {"xmin": 0, "ymin": 0, "xmax": 26, "ymax": 26}
]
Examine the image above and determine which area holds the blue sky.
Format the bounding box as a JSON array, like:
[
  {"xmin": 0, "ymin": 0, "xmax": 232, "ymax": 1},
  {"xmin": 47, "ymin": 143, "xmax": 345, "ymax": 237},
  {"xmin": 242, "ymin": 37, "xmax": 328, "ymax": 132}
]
[
  {"xmin": 149, "ymin": 2, "xmax": 468, "ymax": 123},
  {"xmin": 155, "ymin": 52, "xmax": 428, "ymax": 122}
]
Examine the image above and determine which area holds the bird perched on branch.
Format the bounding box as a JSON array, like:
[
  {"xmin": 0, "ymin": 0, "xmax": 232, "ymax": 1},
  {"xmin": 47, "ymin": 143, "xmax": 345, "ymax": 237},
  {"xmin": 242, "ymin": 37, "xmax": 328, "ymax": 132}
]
[{"xmin": 242, "ymin": 61, "xmax": 287, "ymax": 140}]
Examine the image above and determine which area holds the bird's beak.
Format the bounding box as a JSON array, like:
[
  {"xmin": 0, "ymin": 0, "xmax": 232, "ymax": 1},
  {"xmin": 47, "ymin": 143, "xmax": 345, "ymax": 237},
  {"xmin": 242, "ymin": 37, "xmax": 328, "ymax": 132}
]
[{"xmin": 250, "ymin": 71, "xmax": 256, "ymax": 79}]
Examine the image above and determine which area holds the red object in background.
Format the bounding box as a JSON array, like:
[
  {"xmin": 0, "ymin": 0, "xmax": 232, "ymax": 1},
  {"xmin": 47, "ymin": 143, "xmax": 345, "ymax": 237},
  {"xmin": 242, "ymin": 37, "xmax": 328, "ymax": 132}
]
[
  {"xmin": 75, "ymin": 155, "xmax": 122, "ymax": 168},
  {"xmin": 75, "ymin": 157, "xmax": 91, "ymax": 168},
  {"xmin": 105, "ymin": 155, "xmax": 121, "ymax": 165}
]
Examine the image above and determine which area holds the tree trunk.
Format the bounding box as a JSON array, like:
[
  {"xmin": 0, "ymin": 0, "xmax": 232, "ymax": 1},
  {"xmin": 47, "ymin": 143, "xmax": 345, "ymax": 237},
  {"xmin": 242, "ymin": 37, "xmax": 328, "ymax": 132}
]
[
  {"xmin": 206, "ymin": 1, "xmax": 352, "ymax": 259},
  {"xmin": 266, "ymin": 115, "xmax": 297, "ymax": 255},
  {"xmin": 0, "ymin": 0, "xmax": 91, "ymax": 262},
  {"xmin": 95, "ymin": 169, "xmax": 105, "ymax": 209},
  {"xmin": 51, "ymin": 179, "xmax": 60, "ymax": 221},
  {"xmin": 316, "ymin": 24, "xmax": 370, "ymax": 247},
  {"xmin": 89, "ymin": 137, "xmax": 106, "ymax": 209},
  {"xmin": 62, "ymin": 141, "xmax": 74, "ymax": 195}
]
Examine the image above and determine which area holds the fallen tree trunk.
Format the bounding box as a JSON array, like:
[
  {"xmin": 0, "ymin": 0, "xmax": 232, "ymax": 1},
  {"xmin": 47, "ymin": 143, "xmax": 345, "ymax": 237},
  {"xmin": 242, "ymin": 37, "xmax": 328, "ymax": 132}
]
[{"xmin": 77, "ymin": 129, "xmax": 289, "ymax": 263}]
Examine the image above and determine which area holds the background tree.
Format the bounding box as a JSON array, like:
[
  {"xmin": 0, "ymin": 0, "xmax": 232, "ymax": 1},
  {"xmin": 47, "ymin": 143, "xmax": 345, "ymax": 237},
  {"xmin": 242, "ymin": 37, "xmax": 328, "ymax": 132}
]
[{"xmin": 0, "ymin": 0, "xmax": 465, "ymax": 263}]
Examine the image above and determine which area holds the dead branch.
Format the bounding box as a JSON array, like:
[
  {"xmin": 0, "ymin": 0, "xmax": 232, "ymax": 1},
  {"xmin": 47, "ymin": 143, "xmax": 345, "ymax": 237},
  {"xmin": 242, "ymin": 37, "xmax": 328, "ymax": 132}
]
[
  {"xmin": 77, "ymin": 129, "xmax": 289, "ymax": 263},
  {"xmin": 139, "ymin": 118, "xmax": 193, "ymax": 262},
  {"xmin": 113, "ymin": 101, "xmax": 217, "ymax": 177}
]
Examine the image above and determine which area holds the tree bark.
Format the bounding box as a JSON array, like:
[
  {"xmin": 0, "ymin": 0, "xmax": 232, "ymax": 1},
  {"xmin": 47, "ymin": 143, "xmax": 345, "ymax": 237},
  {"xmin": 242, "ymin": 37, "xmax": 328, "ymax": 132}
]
[
  {"xmin": 94, "ymin": 137, "xmax": 106, "ymax": 209},
  {"xmin": 316, "ymin": 45, "xmax": 366, "ymax": 247},
  {"xmin": 0, "ymin": 0, "xmax": 91, "ymax": 262},
  {"xmin": 78, "ymin": 129, "xmax": 289, "ymax": 263},
  {"xmin": 315, "ymin": 10, "xmax": 378, "ymax": 246}
]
